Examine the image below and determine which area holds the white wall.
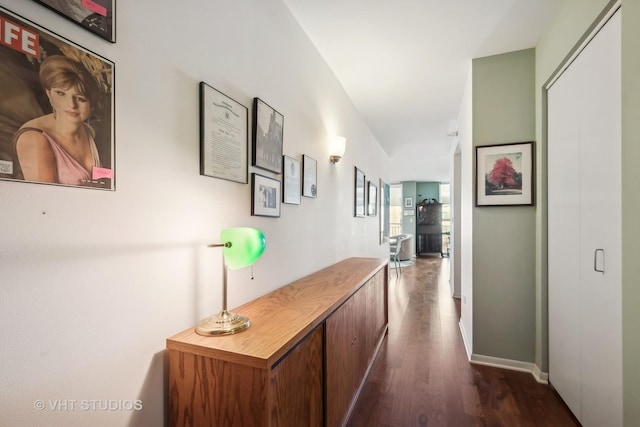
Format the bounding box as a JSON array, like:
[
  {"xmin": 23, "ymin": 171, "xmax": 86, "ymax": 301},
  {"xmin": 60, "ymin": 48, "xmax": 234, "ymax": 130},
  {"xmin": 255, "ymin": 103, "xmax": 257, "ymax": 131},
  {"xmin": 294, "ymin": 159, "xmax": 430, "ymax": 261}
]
[
  {"xmin": 0, "ymin": 1, "xmax": 389, "ymax": 426},
  {"xmin": 457, "ymin": 66, "xmax": 474, "ymax": 356}
]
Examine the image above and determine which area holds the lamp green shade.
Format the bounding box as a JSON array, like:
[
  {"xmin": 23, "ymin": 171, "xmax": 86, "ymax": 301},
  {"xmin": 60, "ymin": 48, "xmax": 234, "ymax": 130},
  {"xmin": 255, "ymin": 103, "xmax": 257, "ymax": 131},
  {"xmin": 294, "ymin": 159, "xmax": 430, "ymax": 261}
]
[
  {"xmin": 196, "ymin": 227, "xmax": 266, "ymax": 337},
  {"xmin": 221, "ymin": 227, "xmax": 266, "ymax": 270}
]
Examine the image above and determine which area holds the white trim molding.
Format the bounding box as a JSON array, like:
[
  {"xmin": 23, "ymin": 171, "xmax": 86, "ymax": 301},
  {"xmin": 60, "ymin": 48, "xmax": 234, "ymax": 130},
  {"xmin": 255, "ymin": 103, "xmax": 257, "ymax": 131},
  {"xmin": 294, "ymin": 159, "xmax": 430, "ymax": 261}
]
[{"xmin": 470, "ymin": 354, "xmax": 549, "ymax": 384}]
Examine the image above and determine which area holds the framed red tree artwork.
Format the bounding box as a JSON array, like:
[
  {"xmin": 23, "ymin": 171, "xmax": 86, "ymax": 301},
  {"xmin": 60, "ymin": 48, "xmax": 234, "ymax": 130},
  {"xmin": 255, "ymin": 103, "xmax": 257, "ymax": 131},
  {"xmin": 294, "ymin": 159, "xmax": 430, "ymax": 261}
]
[{"xmin": 476, "ymin": 141, "xmax": 534, "ymax": 206}]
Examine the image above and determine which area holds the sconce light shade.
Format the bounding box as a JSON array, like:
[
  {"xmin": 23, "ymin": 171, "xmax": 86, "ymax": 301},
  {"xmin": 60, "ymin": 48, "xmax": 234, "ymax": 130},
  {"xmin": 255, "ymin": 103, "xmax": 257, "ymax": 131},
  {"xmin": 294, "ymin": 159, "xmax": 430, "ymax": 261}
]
[
  {"xmin": 329, "ymin": 136, "xmax": 347, "ymax": 163},
  {"xmin": 196, "ymin": 227, "xmax": 266, "ymax": 336}
]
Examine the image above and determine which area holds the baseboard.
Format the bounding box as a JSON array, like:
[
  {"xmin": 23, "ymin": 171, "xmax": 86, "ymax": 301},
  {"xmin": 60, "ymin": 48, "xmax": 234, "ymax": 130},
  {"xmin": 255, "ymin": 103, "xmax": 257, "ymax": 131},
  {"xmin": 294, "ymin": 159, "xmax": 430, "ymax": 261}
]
[
  {"xmin": 470, "ymin": 354, "xmax": 549, "ymax": 384},
  {"xmin": 458, "ymin": 321, "xmax": 472, "ymax": 360}
]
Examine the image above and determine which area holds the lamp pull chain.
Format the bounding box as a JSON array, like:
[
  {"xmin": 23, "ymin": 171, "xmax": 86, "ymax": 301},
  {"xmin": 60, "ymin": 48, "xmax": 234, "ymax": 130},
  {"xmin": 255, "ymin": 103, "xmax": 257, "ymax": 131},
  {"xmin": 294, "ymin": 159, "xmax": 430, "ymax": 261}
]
[{"xmin": 251, "ymin": 265, "xmax": 254, "ymax": 280}]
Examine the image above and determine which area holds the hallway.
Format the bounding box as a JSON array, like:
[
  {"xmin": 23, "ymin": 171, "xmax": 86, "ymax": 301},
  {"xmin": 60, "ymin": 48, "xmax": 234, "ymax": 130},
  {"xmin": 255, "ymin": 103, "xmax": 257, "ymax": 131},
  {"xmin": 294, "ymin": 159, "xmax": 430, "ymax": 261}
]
[{"xmin": 347, "ymin": 256, "xmax": 579, "ymax": 427}]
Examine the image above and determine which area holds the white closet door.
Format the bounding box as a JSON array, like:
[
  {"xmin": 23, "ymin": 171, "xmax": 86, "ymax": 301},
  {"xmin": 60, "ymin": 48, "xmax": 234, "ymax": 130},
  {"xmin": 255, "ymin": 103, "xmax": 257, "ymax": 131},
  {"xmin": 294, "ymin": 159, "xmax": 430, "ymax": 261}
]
[
  {"xmin": 547, "ymin": 56, "xmax": 582, "ymax": 419},
  {"xmin": 576, "ymin": 10, "xmax": 622, "ymax": 427},
  {"xmin": 548, "ymin": 8, "xmax": 622, "ymax": 427}
]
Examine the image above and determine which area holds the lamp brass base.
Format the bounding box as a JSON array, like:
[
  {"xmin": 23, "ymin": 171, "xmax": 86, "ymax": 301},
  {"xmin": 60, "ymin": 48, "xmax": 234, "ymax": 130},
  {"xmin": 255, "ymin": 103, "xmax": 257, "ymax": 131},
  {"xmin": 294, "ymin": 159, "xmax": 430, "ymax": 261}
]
[{"xmin": 195, "ymin": 310, "xmax": 251, "ymax": 336}]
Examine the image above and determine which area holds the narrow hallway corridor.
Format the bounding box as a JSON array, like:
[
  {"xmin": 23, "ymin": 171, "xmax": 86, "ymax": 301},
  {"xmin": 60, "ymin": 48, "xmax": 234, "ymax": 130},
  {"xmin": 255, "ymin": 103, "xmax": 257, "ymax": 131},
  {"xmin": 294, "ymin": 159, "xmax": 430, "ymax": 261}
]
[{"xmin": 348, "ymin": 256, "xmax": 579, "ymax": 427}]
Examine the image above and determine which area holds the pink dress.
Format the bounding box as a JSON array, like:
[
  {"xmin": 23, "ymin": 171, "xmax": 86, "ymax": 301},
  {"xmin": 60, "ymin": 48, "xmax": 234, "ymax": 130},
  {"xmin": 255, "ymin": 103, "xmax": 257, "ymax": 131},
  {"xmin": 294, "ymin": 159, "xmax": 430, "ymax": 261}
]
[{"xmin": 13, "ymin": 126, "xmax": 101, "ymax": 186}]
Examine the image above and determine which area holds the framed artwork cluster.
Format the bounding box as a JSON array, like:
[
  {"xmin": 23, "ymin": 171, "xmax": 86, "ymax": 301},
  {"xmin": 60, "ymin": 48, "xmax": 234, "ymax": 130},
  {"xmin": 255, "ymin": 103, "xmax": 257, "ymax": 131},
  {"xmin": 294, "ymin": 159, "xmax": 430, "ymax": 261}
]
[{"xmin": 199, "ymin": 88, "xmax": 321, "ymax": 218}]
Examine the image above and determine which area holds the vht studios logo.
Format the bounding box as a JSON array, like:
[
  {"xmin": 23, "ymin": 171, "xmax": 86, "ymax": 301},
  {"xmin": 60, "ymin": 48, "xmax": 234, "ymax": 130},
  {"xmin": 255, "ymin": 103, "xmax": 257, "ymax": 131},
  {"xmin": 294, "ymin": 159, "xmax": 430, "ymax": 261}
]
[{"xmin": 34, "ymin": 399, "xmax": 143, "ymax": 412}]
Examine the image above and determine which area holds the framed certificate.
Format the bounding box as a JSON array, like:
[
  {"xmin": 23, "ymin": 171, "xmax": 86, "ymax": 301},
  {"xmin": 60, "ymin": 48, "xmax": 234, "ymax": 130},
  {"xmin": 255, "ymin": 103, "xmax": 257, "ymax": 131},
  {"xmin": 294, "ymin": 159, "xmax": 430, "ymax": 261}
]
[
  {"xmin": 283, "ymin": 155, "xmax": 301, "ymax": 205},
  {"xmin": 199, "ymin": 82, "xmax": 248, "ymax": 184}
]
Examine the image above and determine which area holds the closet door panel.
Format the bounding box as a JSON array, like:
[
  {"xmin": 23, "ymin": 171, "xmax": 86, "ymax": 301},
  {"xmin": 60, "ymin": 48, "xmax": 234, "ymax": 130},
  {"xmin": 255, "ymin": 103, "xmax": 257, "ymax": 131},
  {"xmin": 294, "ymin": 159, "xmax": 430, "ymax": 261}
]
[
  {"xmin": 547, "ymin": 58, "xmax": 582, "ymax": 419},
  {"xmin": 575, "ymin": 11, "xmax": 622, "ymax": 427}
]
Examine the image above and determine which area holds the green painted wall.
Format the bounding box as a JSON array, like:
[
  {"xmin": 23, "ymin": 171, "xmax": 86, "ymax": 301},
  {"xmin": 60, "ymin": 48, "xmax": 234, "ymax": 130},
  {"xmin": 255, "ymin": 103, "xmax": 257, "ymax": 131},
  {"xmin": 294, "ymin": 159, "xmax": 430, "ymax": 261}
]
[
  {"xmin": 536, "ymin": 0, "xmax": 640, "ymax": 423},
  {"xmin": 416, "ymin": 182, "xmax": 440, "ymax": 204},
  {"xmin": 472, "ymin": 49, "xmax": 536, "ymax": 361}
]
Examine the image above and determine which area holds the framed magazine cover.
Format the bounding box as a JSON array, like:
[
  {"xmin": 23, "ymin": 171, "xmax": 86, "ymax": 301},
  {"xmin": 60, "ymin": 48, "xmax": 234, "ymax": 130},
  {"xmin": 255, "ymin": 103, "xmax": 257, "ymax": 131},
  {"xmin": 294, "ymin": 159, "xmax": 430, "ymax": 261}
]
[
  {"xmin": 0, "ymin": 6, "xmax": 115, "ymax": 190},
  {"xmin": 33, "ymin": 0, "xmax": 116, "ymax": 43}
]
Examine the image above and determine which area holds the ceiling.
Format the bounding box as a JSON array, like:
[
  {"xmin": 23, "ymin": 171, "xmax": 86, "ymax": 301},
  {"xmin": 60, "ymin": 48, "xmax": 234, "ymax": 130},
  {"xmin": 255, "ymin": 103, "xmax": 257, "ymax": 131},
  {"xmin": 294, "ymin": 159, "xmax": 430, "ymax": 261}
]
[{"xmin": 282, "ymin": 0, "xmax": 558, "ymax": 181}]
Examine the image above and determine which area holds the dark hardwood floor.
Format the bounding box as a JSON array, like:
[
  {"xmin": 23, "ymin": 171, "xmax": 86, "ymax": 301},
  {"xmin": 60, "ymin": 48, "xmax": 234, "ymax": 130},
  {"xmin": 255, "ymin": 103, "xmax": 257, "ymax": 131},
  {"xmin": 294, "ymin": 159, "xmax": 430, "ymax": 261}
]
[{"xmin": 347, "ymin": 256, "xmax": 580, "ymax": 427}]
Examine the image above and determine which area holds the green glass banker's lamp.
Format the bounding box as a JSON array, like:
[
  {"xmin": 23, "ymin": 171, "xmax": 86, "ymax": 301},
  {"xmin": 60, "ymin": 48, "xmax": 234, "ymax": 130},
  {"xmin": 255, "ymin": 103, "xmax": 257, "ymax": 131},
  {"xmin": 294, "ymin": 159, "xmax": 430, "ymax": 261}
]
[{"xmin": 195, "ymin": 227, "xmax": 266, "ymax": 336}]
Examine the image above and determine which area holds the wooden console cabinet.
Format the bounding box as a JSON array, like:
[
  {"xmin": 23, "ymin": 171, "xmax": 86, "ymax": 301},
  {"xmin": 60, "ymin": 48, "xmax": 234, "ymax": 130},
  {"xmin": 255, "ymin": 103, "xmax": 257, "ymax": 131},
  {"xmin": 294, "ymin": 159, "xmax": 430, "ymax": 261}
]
[{"xmin": 167, "ymin": 257, "xmax": 388, "ymax": 427}]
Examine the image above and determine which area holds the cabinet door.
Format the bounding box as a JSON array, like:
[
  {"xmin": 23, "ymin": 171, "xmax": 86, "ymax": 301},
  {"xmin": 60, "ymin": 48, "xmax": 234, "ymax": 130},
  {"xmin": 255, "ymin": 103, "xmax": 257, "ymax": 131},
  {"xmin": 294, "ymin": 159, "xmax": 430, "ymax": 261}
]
[
  {"xmin": 325, "ymin": 296, "xmax": 357, "ymax": 427},
  {"xmin": 365, "ymin": 269, "xmax": 387, "ymax": 362},
  {"xmin": 270, "ymin": 326, "xmax": 324, "ymax": 427}
]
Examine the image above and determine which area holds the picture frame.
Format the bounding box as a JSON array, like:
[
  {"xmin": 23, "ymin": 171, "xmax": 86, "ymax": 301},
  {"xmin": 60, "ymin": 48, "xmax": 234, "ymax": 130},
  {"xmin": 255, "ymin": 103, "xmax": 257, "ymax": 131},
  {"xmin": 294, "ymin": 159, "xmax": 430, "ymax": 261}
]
[
  {"xmin": 404, "ymin": 197, "xmax": 413, "ymax": 208},
  {"xmin": 199, "ymin": 82, "xmax": 248, "ymax": 184},
  {"xmin": 476, "ymin": 141, "xmax": 534, "ymax": 206},
  {"xmin": 252, "ymin": 98, "xmax": 283, "ymax": 174},
  {"xmin": 251, "ymin": 173, "xmax": 281, "ymax": 217},
  {"xmin": 380, "ymin": 179, "xmax": 390, "ymax": 244},
  {"xmin": 33, "ymin": 0, "xmax": 115, "ymax": 43},
  {"xmin": 282, "ymin": 155, "xmax": 301, "ymax": 205},
  {"xmin": 0, "ymin": 6, "xmax": 115, "ymax": 190},
  {"xmin": 302, "ymin": 154, "xmax": 317, "ymax": 198},
  {"xmin": 367, "ymin": 181, "xmax": 378, "ymax": 216},
  {"xmin": 354, "ymin": 167, "xmax": 366, "ymax": 217}
]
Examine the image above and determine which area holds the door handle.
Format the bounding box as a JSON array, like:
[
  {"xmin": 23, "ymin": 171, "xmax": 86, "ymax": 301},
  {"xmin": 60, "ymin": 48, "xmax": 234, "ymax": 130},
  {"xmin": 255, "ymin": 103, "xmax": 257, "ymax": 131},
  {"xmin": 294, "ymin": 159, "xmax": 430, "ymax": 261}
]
[{"xmin": 594, "ymin": 249, "xmax": 605, "ymax": 273}]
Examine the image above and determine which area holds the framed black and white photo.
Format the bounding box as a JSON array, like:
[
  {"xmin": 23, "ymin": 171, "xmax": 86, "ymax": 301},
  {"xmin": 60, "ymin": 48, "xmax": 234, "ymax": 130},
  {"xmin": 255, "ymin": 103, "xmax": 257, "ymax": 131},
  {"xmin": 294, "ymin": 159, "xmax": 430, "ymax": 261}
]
[
  {"xmin": 282, "ymin": 155, "xmax": 300, "ymax": 205},
  {"xmin": 354, "ymin": 167, "xmax": 365, "ymax": 217},
  {"xmin": 302, "ymin": 154, "xmax": 317, "ymax": 198},
  {"xmin": 404, "ymin": 197, "xmax": 413, "ymax": 208},
  {"xmin": 33, "ymin": 0, "xmax": 115, "ymax": 42},
  {"xmin": 367, "ymin": 181, "xmax": 378, "ymax": 216},
  {"xmin": 476, "ymin": 141, "xmax": 534, "ymax": 206},
  {"xmin": 251, "ymin": 173, "xmax": 281, "ymax": 217},
  {"xmin": 0, "ymin": 6, "xmax": 115, "ymax": 190},
  {"xmin": 199, "ymin": 82, "xmax": 248, "ymax": 184},
  {"xmin": 252, "ymin": 98, "xmax": 283, "ymax": 173}
]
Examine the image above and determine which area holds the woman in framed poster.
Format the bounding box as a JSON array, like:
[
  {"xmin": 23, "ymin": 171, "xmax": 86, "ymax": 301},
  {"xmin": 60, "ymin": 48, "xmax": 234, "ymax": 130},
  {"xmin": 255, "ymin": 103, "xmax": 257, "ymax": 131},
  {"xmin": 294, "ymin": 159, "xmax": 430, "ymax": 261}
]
[
  {"xmin": 0, "ymin": 7, "xmax": 114, "ymax": 190},
  {"xmin": 13, "ymin": 56, "xmax": 106, "ymax": 187}
]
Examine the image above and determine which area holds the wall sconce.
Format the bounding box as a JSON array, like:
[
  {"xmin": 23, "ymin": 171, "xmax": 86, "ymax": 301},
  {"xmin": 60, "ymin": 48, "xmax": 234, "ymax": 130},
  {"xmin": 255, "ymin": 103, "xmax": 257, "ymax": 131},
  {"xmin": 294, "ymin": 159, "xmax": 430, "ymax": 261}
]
[
  {"xmin": 196, "ymin": 227, "xmax": 266, "ymax": 336},
  {"xmin": 329, "ymin": 136, "xmax": 347, "ymax": 163}
]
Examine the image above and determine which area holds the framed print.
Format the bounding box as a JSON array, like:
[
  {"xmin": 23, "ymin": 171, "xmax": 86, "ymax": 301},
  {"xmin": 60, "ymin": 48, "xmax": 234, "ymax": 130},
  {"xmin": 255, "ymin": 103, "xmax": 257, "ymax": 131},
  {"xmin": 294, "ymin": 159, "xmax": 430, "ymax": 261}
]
[
  {"xmin": 476, "ymin": 141, "xmax": 534, "ymax": 206},
  {"xmin": 404, "ymin": 197, "xmax": 413, "ymax": 208},
  {"xmin": 282, "ymin": 155, "xmax": 300, "ymax": 204},
  {"xmin": 380, "ymin": 179, "xmax": 390, "ymax": 244},
  {"xmin": 199, "ymin": 82, "xmax": 248, "ymax": 184},
  {"xmin": 252, "ymin": 98, "xmax": 283, "ymax": 173},
  {"xmin": 252, "ymin": 173, "xmax": 281, "ymax": 217},
  {"xmin": 302, "ymin": 154, "xmax": 317, "ymax": 198},
  {"xmin": 354, "ymin": 167, "xmax": 365, "ymax": 217},
  {"xmin": 0, "ymin": 7, "xmax": 115, "ymax": 190},
  {"xmin": 33, "ymin": 0, "xmax": 115, "ymax": 43},
  {"xmin": 367, "ymin": 181, "xmax": 377, "ymax": 216}
]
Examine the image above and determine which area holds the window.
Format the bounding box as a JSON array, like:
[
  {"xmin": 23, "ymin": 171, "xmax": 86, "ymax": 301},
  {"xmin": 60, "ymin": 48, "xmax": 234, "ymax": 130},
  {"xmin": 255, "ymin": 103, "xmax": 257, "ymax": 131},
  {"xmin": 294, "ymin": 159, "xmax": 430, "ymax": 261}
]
[{"xmin": 390, "ymin": 184, "xmax": 403, "ymax": 236}]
